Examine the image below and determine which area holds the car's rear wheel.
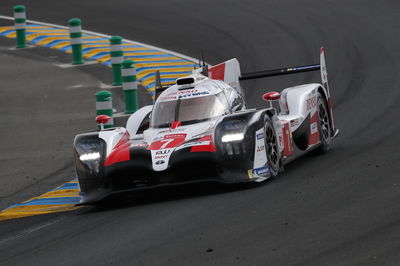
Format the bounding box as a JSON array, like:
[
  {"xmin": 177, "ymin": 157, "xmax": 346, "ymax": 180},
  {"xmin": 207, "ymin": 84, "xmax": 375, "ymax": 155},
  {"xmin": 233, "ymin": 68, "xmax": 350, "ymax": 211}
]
[
  {"xmin": 264, "ymin": 117, "xmax": 280, "ymax": 176},
  {"xmin": 317, "ymin": 95, "xmax": 331, "ymax": 153}
]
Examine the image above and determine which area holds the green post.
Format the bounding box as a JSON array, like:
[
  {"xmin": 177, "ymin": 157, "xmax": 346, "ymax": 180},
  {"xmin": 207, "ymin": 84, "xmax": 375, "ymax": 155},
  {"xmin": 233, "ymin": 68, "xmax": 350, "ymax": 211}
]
[
  {"xmin": 122, "ymin": 60, "xmax": 138, "ymax": 114},
  {"xmin": 110, "ymin": 36, "xmax": 124, "ymax": 86},
  {"xmin": 96, "ymin": 91, "xmax": 113, "ymax": 129},
  {"xmin": 14, "ymin": 5, "xmax": 27, "ymax": 48},
  {"xmin": 68, "ymin": 18, "xmax": 84, "ymax": 65}
]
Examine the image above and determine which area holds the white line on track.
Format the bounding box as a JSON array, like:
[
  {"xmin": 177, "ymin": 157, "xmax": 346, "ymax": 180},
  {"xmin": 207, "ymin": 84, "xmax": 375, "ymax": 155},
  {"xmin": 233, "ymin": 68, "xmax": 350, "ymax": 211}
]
[
  {"xmin": 57, "ymin": 60, "xmax": 98, "ymax": 68},
  {"xmin": 0, "ymin": 217, "xmax": 64, "ymax": 247},
  {"xmin": 0, "ymin": 15, "xmax": 200, "ymax": 64}
]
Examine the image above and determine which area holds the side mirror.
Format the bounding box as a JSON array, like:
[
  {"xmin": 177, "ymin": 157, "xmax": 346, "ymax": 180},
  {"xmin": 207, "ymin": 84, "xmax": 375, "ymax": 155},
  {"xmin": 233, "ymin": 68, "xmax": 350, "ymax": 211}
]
[
  {"xmin": 96, "ymin": 115, "xmax": 111, "ymax": 131},
  {"xmin": 262, "ymin": 91, "xmax": 281, "ymax": 108},
  {"xmin": 171, "ymin": 121, "xmax": 182, "ymax": 129},
  {"xmin": 263, "ymin": 91, "xmax": 281, "ymax": 101}
]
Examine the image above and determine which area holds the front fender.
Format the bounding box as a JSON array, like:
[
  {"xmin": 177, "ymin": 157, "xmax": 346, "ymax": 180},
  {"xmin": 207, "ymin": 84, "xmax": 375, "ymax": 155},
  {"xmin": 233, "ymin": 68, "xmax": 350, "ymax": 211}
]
[
  {"xmin": 73, "ymin": 132, "xmax": 108, "ymax": 199},
  {"xmin": 213, "ymin": 109, "xmax": 272, "ymax": 180}
]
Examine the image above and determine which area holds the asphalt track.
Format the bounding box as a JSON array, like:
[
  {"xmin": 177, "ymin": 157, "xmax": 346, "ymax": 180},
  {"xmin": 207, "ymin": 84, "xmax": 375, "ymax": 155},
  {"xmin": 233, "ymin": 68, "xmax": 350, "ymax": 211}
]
[{"xmin": 1, "ymin": 0, "xmax": 400, "ymax": 265}]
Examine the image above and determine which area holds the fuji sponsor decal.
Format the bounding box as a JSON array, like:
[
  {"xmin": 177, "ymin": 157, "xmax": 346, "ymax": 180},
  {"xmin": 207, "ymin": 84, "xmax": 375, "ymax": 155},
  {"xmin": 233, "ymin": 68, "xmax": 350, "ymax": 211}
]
[{"xmin": 256, "ymin": 133, "xmax": 264, "ymax": 140}]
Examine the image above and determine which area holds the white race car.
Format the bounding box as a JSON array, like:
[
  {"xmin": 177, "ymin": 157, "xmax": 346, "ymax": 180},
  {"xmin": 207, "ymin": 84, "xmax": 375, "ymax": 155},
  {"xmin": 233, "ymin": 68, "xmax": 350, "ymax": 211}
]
[{"xmin": 74, "ymin": 47, "xmax": 339, "ymax": 204}]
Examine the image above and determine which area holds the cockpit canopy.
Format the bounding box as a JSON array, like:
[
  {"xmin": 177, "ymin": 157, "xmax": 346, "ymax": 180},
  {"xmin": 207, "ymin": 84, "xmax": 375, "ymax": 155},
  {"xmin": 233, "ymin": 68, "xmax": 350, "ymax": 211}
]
[
  {"xmin": 152, "ymin": 91, "xmax": 229, "ymax": 128},
  {"xmin": 151, "ymin": 75, "xmax": 245, "ymax": 128}
]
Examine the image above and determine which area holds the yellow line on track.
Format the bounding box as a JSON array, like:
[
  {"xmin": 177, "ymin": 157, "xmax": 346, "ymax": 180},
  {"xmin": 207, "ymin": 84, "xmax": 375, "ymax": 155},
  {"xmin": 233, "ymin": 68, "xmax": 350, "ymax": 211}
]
[
  {"xmin": 83, "ymin": 47, "xmax": 151, "ymax": 57},
  {"xmin": 27, "ymin": 30, "xmax": 68, "ymax": 33},
  {"xmin": 0, "ymin": 204, "xmax": 81, "ymax": 221},
  {"xmin": 4, "ymin": 32, "xmax": 16, "ymax": 38},
  {"xmin": 52, "ymin": 42, "xmax": 71, "ymax": 49},
  {"xmin": 129, "ymin": 56, "xmax": 184, "ymax": 62},
  {"xmin": 38, "ymin": 189, "xmax": 80, "ymax": 198},
  {"xmin": 124, "ymin": 51, "xmax": 167, "ymax": 56}
]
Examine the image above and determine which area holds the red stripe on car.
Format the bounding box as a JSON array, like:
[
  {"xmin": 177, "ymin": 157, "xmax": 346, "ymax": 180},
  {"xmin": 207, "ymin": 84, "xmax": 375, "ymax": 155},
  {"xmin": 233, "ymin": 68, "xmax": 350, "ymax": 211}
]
[
  {"xmin": 104, "ymin": 142, "xmax": 130, "ymax": 166},
  {"xmin": 191, "ymin": 135, "xmax": 217, "ymax": 152},
  {"xmin": 104, "ymin": 131, "xmax": 131, "ymax": 166}
]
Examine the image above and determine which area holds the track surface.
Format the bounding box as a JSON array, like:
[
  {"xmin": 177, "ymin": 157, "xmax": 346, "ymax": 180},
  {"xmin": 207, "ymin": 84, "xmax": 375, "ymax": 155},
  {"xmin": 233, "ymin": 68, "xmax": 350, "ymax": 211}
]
[{"xmin": 1, "ymin": 0, "xmax": 400, "ymax": 265}]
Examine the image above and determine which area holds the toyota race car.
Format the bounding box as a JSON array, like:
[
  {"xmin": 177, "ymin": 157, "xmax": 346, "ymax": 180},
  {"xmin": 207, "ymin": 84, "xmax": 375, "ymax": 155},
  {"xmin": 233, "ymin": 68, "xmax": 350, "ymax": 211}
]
[{"xmin": 74, "ymin": 47, "xmax": 339, "ymax": 204}]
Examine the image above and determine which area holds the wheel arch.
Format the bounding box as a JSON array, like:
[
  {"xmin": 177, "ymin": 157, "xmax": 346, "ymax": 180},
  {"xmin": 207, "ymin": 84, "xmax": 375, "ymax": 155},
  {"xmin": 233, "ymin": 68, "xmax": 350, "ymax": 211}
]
[{"xmin": 317, "ymin": 86, "xmax": 334, "ymax": 132}]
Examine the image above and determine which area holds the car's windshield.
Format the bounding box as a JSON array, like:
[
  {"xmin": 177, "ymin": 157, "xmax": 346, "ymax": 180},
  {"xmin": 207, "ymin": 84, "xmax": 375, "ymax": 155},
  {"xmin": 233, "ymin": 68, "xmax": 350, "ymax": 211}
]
[{"xmin": 151, "ymin": 92, "xmax": 229, "ymax": 128}]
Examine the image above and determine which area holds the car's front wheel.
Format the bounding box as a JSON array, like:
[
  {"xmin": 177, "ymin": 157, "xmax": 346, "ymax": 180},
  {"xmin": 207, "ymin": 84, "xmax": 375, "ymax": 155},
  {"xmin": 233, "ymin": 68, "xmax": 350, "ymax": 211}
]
[{"xmin": 264, "ymin": 116, "xmax": 280, "ymax": 177}]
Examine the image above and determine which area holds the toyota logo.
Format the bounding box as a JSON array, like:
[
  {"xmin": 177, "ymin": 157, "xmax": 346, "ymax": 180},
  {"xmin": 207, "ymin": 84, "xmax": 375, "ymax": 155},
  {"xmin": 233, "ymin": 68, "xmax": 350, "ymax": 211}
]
[{"xmin": 155, "ymin": 160, "xmax": 165, "ymax": 165}]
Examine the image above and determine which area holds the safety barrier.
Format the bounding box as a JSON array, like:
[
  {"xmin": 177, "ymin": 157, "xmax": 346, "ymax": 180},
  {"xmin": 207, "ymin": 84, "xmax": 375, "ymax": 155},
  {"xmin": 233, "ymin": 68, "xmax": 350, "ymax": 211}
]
[
  {"xmin": 68, "ymin": 18, "xmax": 84, "ymax": 65},
  {"xmin": 13, "ymin": 5, "xmax": 26, "ymax": 48},
  {"xmin": 122, "ymin": 60, "xmax": 138, "ymax": 114},
  {"xmin": 110, "ymin": 36, "xmax": 124, "ymax": 86}
]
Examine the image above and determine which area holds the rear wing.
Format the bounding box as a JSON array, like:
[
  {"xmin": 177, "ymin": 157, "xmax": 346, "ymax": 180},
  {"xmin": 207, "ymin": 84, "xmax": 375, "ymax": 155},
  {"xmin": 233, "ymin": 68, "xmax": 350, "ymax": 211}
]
[
  {"xmin": 154, "ymin": 47, "xmax": 331, "ymax": 102},
  {"xmin": 239, "ymin": 64, "xmax": 320, "ymax": 80},
  {"xmin": 240, "ymin": 47, "xmax": 329, "ymax": 93}
]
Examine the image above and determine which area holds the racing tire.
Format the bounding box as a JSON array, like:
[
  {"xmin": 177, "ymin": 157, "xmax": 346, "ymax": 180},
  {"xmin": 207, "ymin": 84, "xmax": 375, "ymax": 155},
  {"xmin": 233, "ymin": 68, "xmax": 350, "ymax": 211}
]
[
  {"xmin": 264, "ymin": 116, "xmax": 280, "ymax": 177},
  {"xmin": 316, "ymin": 94, "xmax": 331, "ymax": 153}
]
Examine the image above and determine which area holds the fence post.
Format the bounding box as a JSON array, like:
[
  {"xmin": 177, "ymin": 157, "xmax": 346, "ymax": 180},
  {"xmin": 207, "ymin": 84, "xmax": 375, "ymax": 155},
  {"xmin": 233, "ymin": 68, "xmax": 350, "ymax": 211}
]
[{"xmin": 68, "ymin": 18, "xmax": 84, "ymax": 65}]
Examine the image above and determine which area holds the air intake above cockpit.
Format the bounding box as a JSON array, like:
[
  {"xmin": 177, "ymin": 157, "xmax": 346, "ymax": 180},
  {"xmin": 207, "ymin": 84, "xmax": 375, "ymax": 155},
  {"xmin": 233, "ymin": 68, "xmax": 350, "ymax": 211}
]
[{"xmin": 176, "ymin": 77, "xmax": 195, "ymax": 85}]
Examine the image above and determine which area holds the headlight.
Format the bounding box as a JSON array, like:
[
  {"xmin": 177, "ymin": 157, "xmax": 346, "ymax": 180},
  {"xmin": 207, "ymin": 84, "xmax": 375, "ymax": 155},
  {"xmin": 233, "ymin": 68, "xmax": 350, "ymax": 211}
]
[
  {"xmin": 221, "ymin": 133, "xmax": 244, "ymax": 143},
  {"xmin": 75, "ymin": 138, "xmax": 105, "ymax": 174},
  {"xmin": 79, "ymin": 152, "xmax": 101, "ymax": 161},
  {"xmin": 216, "ymin": 120, "xmax": 249, "ymax": 157},
  {"xmin": 217, "ymin": 120, "xmax": 247, "ymax": 142}
]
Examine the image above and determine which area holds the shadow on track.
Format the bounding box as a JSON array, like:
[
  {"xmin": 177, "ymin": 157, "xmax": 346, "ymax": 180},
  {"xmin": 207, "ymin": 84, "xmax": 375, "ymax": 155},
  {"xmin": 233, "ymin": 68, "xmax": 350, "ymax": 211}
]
[
  {"xmin": 81, "ymin": 180, "xmax": 272, "ymax": 214},
  {"xmin": 78, "ymin": 145, "xmax": 336, "ymax": 215}
]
